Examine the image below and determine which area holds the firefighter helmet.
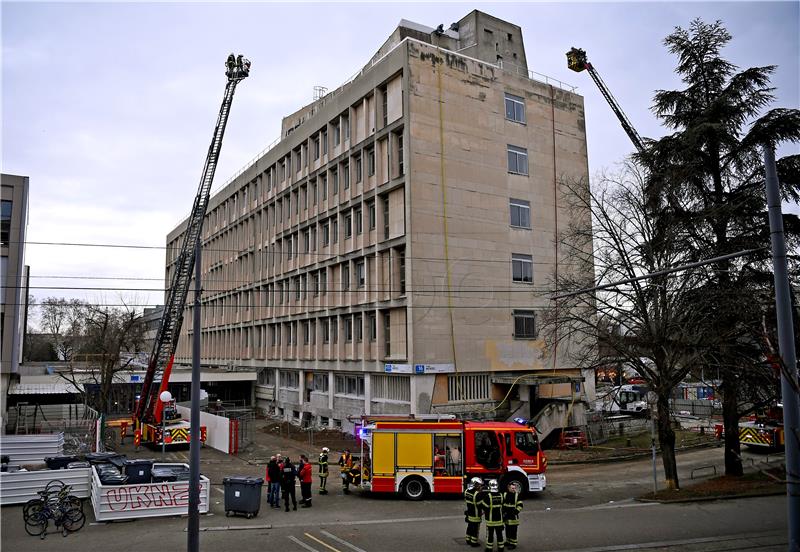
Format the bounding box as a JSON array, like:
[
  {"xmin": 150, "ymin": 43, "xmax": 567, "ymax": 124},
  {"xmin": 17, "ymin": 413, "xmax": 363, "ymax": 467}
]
[
  {"xmin": 469, "ymin": 477, "xmax": 483, "ymax": 489},
  {"xmin": 322, "ymin": 447, "xmax": 330, "ymax": 453},
  {"xmin": 488, "ymin": 479, "xmax": 499, "ymax": 492}
]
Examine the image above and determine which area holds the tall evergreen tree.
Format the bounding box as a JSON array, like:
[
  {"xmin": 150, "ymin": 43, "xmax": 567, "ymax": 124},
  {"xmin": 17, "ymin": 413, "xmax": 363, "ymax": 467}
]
[{"xmin": 647, "ymin": 19, "xmax": 800, "ymax": 475}]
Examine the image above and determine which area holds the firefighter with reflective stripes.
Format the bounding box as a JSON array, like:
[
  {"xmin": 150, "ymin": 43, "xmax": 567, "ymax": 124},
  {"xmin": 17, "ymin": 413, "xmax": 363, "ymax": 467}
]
[
  {"xmin": 318, "ymin": 447, "xmax": 329, "ymax": 495},
  {"xmin": 480, "ymin": 479, "xmax": 505, "ymax": 552},
  {"xmin": 502, "ymin": 482, "xmax": 523, "ymax": 549},
  {"xmin": 464, "ymin": 477, "xmax": 484, "ymax": 547},
  {"xmin": 338, "ymin": 449, "xmax": 353, "ymax": 494}
]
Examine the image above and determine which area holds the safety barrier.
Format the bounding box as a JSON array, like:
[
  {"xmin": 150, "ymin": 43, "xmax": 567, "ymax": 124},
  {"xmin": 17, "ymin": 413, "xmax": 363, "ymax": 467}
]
[
  {"xmin": 90, "ymin": 463, "xmax": 210, "ymax": 521},
  {"xmin": 0, "ymin": 433, "xmax": 65, "ymax": 464},
  {"xmin": 0, "ymin": 466, "xmax": 92, "ymax": 505}
]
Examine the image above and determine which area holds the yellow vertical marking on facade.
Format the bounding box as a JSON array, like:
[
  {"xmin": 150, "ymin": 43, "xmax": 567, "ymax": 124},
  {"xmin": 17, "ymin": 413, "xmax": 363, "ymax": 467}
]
[{"xmin": 436, "ymin": 50, "xmax": 459, "ymax": 379}]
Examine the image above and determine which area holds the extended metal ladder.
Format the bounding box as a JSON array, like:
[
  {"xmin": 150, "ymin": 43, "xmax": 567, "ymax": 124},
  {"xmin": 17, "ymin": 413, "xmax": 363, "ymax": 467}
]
[{"xmin": 135, "ymin": 56, "xmax": 250, "ymax": 425}]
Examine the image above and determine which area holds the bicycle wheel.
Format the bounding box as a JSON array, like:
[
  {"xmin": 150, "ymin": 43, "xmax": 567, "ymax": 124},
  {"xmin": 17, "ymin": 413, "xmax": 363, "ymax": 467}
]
[
  {"xmin": 44, "ymin": 480, "xmax": 66, "ymax": 494},
  {"xmin": 24, "ymin": 508, "xmax": 48, "ymax": 537},
  {"xmin": 61, "ymin": 507, "xmax": 85, "ymax": 533},
  {"xmin": 63, "ymin": 495, "xmax": 83, "ymax": 513},
  {"xmin": 23, "ymin": 498, "xmax": 44, "ymax": 521}
]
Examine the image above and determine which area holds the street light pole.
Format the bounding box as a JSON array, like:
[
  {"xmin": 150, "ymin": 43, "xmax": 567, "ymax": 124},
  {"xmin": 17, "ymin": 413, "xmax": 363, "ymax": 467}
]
[
  {"xmin": 159, "ymin": 390, "xmax": 172, "ymax": 461},
  {"xmin": 763, "ymin": 145, "xmax": 799, "ymax": 551}
]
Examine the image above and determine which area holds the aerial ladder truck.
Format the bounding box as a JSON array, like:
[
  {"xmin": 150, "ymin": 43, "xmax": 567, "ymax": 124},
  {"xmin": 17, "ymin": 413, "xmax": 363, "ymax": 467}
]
[
  {"xmin": 567, "ymin": 48, "xmax": 787, "ymax": 451},
  {"xmin": 566, "ymin": 47, "xmax": 645, "ymax": 154},
  {"xmin": 132, "ymin": 54, "xmax": 251, "ymax": 448}
]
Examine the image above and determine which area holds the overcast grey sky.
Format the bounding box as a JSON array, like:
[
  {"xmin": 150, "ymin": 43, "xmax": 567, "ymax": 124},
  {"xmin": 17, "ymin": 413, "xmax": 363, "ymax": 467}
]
[{"xmin": 3, "ymin": 1, "xmax": 798, "ymax": 321}]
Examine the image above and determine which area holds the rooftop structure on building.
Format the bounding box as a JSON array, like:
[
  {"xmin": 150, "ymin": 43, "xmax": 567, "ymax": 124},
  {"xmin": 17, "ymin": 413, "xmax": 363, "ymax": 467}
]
[{"xmin": 166, "ymin": 10, "xmax": 594, "ymax": 441}]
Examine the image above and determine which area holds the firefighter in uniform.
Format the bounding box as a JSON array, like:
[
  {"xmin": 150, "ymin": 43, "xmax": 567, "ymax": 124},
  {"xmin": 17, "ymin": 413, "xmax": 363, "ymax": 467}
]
[
  {"xmin": 464, "ymin": 477, "xmax": 484, "ymax": 548},
  {"xmin": 338, "ymin": 449, "xmax": 353, "ymax": 494},
  {"xmin": 318, "ymin": 447, "xmax": 329, "ymax": 494},
  {"xmin": 502, "ymin": 482, "xmax": 523, "ymax": 549},
  {"xmin": 480, "ymin": 479, "xmax": 505, "ymax": 552}
]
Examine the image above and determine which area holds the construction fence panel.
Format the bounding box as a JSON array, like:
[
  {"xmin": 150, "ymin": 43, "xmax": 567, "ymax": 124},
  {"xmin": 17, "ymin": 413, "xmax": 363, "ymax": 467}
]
[
  {"xmin": 90, "ymin": 463, "xmax": 210, "ymax": 521},
  {"xmin": 175, "ymin": 405, "xmax": 230, "ymax": 454},
  {"xmin": 0, "ymin": 467, "xmax": 92, "ymax": 505},
  {"xmin": 0, "ymin": 433, "xmax": 65, "ymax": 464}
]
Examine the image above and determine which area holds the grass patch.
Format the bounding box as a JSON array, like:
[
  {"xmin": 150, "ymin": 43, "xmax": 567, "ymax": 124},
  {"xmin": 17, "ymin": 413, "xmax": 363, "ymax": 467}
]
[{"xmin": 640, "ymin": 468, "xmax": 785, "ymax": 502}]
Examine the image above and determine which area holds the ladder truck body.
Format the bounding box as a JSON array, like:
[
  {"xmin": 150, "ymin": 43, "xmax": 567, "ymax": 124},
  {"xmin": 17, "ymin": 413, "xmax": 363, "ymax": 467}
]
[
  {"xmin": 566, "ymin": 47, "xmax": 645, "ymax": 154},
  {"xmin": 133, "ymin": 54, "xmax": 250, "ymax": 447}
]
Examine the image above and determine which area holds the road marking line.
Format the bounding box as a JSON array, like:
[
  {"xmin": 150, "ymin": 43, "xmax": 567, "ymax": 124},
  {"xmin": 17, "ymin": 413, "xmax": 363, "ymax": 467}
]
[
  {"xmin": 556, "ymin": 530, "xmax": 785, "ymax": 552},
  {"xmin": 304, "ymin": 533, "xmax": 342, "ymax": 552},
  {"xmin": 289, "ymin": 535, "xmax": 321, "ymax": 552},
  {"xmin": 320, "ymin": 530, "xmax": 367, "ymax": 552}
]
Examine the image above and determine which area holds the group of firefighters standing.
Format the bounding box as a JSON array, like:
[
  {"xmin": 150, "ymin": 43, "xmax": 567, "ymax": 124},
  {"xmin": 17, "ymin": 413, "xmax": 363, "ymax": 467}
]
[
  {"xmin": 464, "ymin": 478, "xmax": 524, "ymax": 551},
  {"xmin": 274, "ymin": 446, "xmax": 523, "ymax": 551}
]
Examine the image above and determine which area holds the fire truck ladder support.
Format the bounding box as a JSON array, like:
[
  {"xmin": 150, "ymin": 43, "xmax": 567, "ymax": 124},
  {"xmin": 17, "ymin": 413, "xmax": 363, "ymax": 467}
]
[
  {"xmin": 135, "ymin": 56, "xmax": 250, "ymax": 425},
  {"xmin": 566, "ymin": 47, "xmax": 645, "ymax": 154}
]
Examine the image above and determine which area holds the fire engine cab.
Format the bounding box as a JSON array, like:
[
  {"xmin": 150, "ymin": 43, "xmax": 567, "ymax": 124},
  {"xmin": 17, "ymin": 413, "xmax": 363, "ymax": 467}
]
[{"xmin": 357, "ymin": 415, "xmax": 546, "ymax": 500}]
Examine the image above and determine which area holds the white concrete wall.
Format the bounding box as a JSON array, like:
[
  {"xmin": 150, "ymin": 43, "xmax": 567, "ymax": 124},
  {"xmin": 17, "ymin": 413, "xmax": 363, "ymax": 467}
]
[{"xmin": 176, "ymin": 406, "xmax": 230, "ymax": 454}]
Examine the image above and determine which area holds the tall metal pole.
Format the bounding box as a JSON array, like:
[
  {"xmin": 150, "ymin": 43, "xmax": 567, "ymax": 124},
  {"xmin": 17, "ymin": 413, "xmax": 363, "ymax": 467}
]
[
  {"xmin": 763, "ymin": 145, "xmax": 799, "ymax": 551},
  {"xmin": 188, "ymin": 241, "xmax": 202, "ymax": 552}
]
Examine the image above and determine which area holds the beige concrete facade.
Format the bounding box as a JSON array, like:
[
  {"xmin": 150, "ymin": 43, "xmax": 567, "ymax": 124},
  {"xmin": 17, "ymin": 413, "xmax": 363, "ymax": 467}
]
[
  {"xmin": 2, "ymin": 173, "xmax": 30, "ymax": 430},
  {"xmin": 166, "ymin": 12, "xmax": 594, "ymax": 432}
]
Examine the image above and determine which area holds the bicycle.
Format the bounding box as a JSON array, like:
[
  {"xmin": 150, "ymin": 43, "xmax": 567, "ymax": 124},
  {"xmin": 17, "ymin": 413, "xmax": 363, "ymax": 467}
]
[{"xmin": 23, "ymin": 480, "xmax": 86, "ymax": 538}]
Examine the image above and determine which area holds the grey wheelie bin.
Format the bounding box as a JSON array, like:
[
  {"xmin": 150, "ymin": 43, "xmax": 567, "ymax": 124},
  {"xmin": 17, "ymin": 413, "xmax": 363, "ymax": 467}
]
[{"xmin": 223, "ymin": 476, "xmax": 263, "ymax": 518}]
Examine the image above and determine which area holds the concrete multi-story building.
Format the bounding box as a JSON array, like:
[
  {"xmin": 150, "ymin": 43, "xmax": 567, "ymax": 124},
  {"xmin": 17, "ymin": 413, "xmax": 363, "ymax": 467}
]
[
  {"xmin": 166, "ymin": 10, "xmax": 594, "ymax": 435},
  {"xmin": 2, "ymin": 173, "xmax": 30, "ymax": 430}
]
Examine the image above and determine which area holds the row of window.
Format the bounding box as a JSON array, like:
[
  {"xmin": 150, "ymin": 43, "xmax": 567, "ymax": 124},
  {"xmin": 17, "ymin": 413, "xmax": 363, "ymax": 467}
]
[
  {"xmin": 269, "ymin": 311, "xmax": 391, "ymax": 347},
  {"xmin": 264, "ymin": 370, "xmax": 410, "ymax": 402}
]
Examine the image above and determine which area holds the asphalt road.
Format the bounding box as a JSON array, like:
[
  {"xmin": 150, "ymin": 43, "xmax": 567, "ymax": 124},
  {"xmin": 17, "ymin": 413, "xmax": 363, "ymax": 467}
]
[{"xmin": 2, "ymin": 446, "xmax": 788, "ymax": 552}]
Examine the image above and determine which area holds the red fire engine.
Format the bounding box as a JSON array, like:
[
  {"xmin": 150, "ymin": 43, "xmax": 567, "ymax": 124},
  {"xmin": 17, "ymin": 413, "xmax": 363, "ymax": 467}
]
[{"xmin": 357, "ymin": 415, "xmax": 546, "ymax": 500}]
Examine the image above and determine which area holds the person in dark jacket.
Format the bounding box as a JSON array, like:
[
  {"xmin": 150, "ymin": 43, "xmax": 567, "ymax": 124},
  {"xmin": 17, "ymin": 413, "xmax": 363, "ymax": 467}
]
[
  {"xmin": 266, "ymin": 456, "xmax": 282, "ymax": 508},
  {"xmin": 318, "ymin": 447, "xmax": 329, "ymax": 494},
  {"xmin": 298, "ymin": 454, "xmax": 313, "ymax": 507},
  {"xmin": 502, "ymin": 482, "xmax": 523, "ymax": 549},
  {"xmin": 480, "ymin": 479, "xmax": 505, "ymax": 552},
  {"xmin": 281, "ymin": 456, "xmax": 298, "ymax": 511},
  {"xmin": 464, "ymin": 477, "xmax": 484, "ymax": 548}
]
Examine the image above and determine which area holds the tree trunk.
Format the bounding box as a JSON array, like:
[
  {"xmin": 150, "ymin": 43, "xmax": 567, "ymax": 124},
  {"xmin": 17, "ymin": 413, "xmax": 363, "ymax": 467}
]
[
  {"xmin": 657, "ymin": 396, "xmax": 680, "ymax": 489},
  {"xmin": 720, "ymin": 378, "xmax": 743, "ymax": 476}
]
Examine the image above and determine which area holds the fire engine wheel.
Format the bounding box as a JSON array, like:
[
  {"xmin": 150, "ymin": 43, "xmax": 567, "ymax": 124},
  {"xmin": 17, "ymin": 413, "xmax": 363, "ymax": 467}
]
[
  {"xmin": 401, "ymin": 477, "xmax": 428, "ymax": 501},
  {"xmin": 501, "ymin": 474, "xmax": 528, "ymax": 496}
]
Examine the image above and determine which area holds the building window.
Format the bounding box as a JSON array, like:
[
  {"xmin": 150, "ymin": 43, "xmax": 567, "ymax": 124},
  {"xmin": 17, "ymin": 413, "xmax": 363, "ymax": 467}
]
[
  {"xmin": 322, "ymin": 318, "xmax": 330, "ymax": 344},
  {"xmin": 343, "ymin": 115, "xmax": 350, "ymax": 141},
  {"xmin": 279, "ymin": 370, "xmax": 300, "ymax": 389},
  {"xmin": 373, "ymin": 374, "xmax": 410, "ymax": 402},
  {"xmin": 367, "ymin": 148, "xmax": 375, "ymax": 176},
  {"xmin": 303, "ymin": 229, "xmax": 310, "ymax": 252},
  {"xmin": 510, "ymin": 198, "xmax": 531, "ymax": 229},
  {"xmin": 354, "ymin": 314, "xmax": 363, "ymax": 342},
  {"xmin": 303, "ymin": 320, "xmax": 311, "ymax": 344},
  {"xmin": 398, "ymin": 250, "xmax": 406, "ymax": 294},
  {"xmin": 369, "ymin": 313, "xmax": 377, "ymax": 341},
  {"xmin": 354, "ymin": 207, "xmax": 362, "ymax": 234},
  {"xmin": 333, "ymin": 121, "xmax": 341, "ymax": 146},
  {"xmin": 332, "ymin": 219, "xmax": 338, "ymax": 243},
  {"xmin": 332, "ymin": 168, "xmax": 339, "ymax": 195},
  {"xmin": 397, "ymin": 135, "xmax": 404, "ymax": 175},
  {"xmin": 367, "ymin": 200, "xmax": 376, "ymax": 230},
  {"xmin": 381, "ymin": 86, "xmax": 388, "ymax": 127},
  {"xmin": 312, "ymin": 373, "xmax": 329, "ymax": 392},
  {"xmin": 312, "ymin": 272, "xmax": 320, "ymax": 296},
  {"xmin": 505, "ymin": 93, "xmax": 526, "ymax": 123},
  {"xmin": 311, "ymin": 181, "xmax": 317, "ymax": 205},
  {"xmin": 344, "ymin": 316, "xmax": 353, "ymax": 342},
  {"xmin": 356, "ymin": 261, "xmax": 366, "ymax": 288},
  {"xmin": 322, "ymin": 129, "xmax": 328, "ymax": 155},
  {"xmin": 383, "ymin": 197, "xmax": 390, "ymax": 239},
  {"xmin": 335, "ymin": 374, "xmax": 365, "ymax": 397},
  {"xmin": 331, "ymin": 316, "xmax": 338, "ymax": 343},
  {"xmin": 258, "ymin": 369, "xmax": 276, "ymax": 386},
  {"xmin": 322, "ymin": 222, "xmax": 330, "ymax": 246},
  {"xmin": 343, "ymin": 162, "xmax": 350, "ymax": 190},
  {"xmin": 313, "ymin": 135, "xmax": 320, "ymax": 160},
  {"xmin": 355, "ymin": 156, "xmax": 363, "ymax": 183},
  {"xmin": 512, "ymin": 253, "xmax": 533, "ymax": 283},
  {"xmin": 344, "ymin": 212, "xmax": 352, "ymax": 238},
  {"xmin": 383, "ymin": 312, "xmax": 391, "ymax": 356},
  {"xmin": 513, "ymin": 310, "xmax": 537, "ymax": 339},
  {"xmin": 1, "ymin": 200, "xmax": 11, "ymax": 246},
  {"xmin": 321, "ymin": 174, "xmax": 328, "ymax": 200},
  {"xmin": 507, "ymin": 145, "xmax": 529, "ymax": 175},
  {"xmin": 342, "ymin": 263, "xmax": 350, "ymax": 290},
  {"xmin": 320, "ymin": 269, "xmax": 327, "ymax": 295}
]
